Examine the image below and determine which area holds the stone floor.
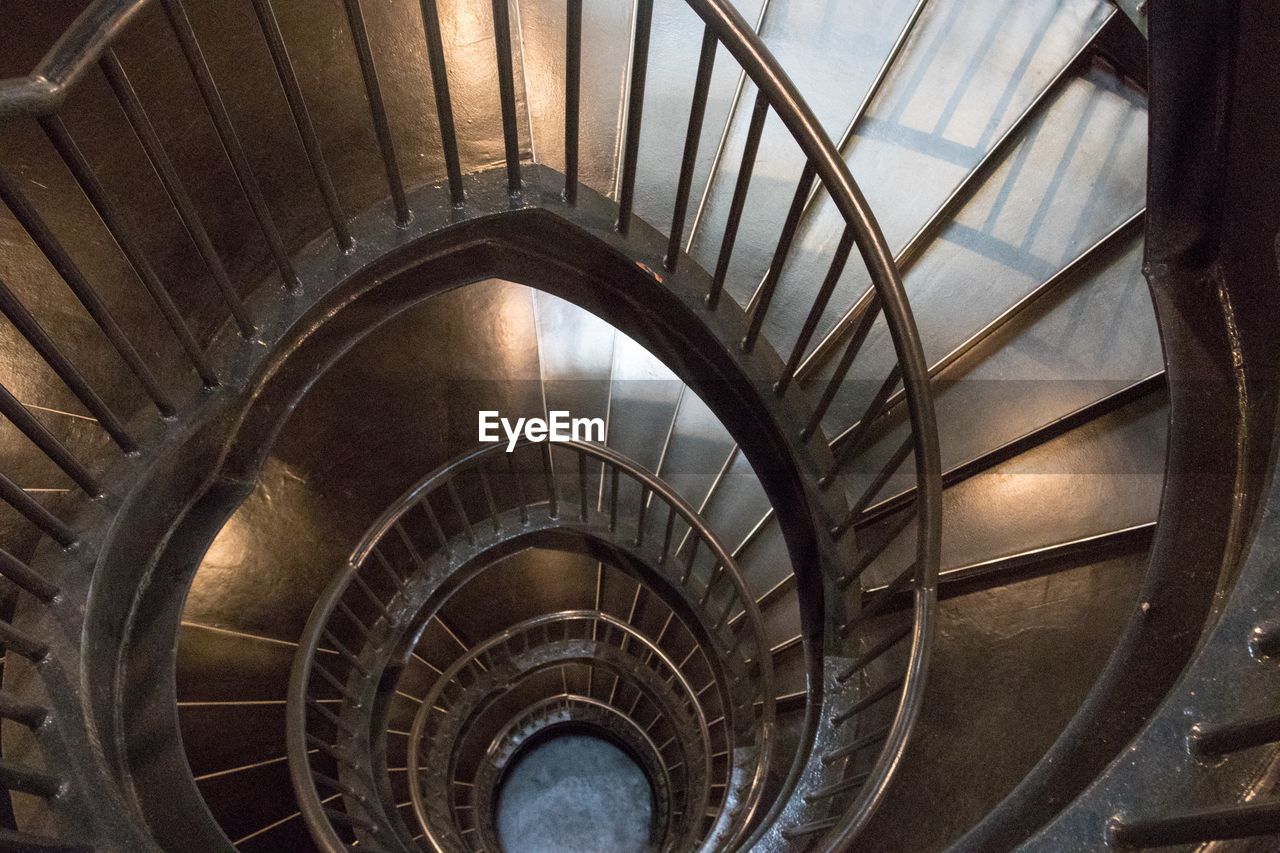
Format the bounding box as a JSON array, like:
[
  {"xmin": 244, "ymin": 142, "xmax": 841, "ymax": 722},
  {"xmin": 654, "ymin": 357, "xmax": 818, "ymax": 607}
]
[{"xmin": 497, "ymin": 734, "xmax": 654, "ymax": 853}]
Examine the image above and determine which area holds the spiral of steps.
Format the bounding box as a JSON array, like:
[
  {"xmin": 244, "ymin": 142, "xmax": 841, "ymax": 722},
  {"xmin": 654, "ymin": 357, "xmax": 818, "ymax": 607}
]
[{"xmin": 0, "ymin": 0, "xmax": 1276, "ymax": 850}]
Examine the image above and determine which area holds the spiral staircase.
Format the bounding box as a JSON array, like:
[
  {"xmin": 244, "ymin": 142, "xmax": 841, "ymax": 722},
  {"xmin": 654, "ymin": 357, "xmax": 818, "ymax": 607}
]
[{"xmin": 0, "ymin": 0, "xmax": 1276, "ymax": 851}]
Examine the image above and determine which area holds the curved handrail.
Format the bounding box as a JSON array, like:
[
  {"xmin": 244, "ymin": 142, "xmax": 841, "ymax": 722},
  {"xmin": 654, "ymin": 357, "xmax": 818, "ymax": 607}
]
[
  {"xmin": 677, "ymin": 1, "xmax": 942, "ymax": 844},
  {"xmin": 405, "ymin": 610, "xmax": 713, "ymax": 852},
  {"xmin": 0, "ymin": 0, "xmax": 147, "ymax": 119},
  {"xmin": 1, "ymin": 0, "xmax": 940, "ymax": 848}
]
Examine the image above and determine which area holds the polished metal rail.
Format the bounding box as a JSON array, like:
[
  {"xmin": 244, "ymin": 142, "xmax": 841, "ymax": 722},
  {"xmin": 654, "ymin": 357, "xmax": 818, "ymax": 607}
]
[{"xmin": 0, "ymin": 1, "xmax": 940, "ymax": 849}]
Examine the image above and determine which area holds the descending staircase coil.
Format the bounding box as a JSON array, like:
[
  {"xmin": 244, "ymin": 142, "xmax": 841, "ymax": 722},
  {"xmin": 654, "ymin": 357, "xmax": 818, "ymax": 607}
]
[
  {"xmin": 0, "ymin": 0, "xmax": 1275, "ymax": 851},
  {"xmin": 0, "ymin": 0, "xmax": 945, "ymax": 849}
]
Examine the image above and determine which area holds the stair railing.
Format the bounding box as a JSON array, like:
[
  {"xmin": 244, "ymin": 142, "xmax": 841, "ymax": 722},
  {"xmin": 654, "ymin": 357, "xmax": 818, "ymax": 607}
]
[{"xmin": 0, "ymin": 0, "xmax": 941, "ymax": 848}]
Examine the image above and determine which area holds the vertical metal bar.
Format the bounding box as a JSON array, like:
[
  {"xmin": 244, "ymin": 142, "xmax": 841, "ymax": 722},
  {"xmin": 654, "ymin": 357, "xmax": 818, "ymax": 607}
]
[
  {"xmin": 563, "ymin": 0, "xmax": 582, "ymax": 204},
  {"xmin": 0, "ymin": 276, "xmax": 134, "ymax": 451},
  {"xmin": 506, "ymin": 451, "xmax": 528, "ymax": 523},
  {"xmin": 614, "ymin": 0, "xmax": 655, "ymax": 235},
  {"xmin": 0, "ymin": 547, "xmax": 59, "ymax": 603},
  {"xmin": 659, "ymin": 504, "xmax": 676, "ymax": 565},
  {"xmin": 578, "ymin": 451, "xmax": 589, "ymax": 521},
  {"xmin": 775, "ymin": 226, "xmax": 854, "ymax": 395},
  {"xmin": 477, "ymin": 465, "xmax": 501, "ymax": 533},
  {"xmin": 445, "ymin": 479, "xmax": 474, "ymax": 545},
  {"xmin": 99, "ymin": 51, "xmax": 254, "ymax": 337},
  {"xmin": 0, "ymin": 759, "xmax": 63, "ymax": 797},
  {"xmin": 634, "ymin": 485, "xmax": 649, "ymax": 546},
  {"xmin": 837, "ymin": 510, "xmax": 913, "ymax": 589},
  {"xmin": 832, "ymin": 435, "xmax": 913, "ymax": 538},
  {"xmin": 419, "ymin": 0, "xmax": 465, "ymax": 206},
  {"xmin": 707, "ymin": 90, "xmax": 768, "ymax": 311},
  {"xmin": 541, "ymin": 442, "xmax": 558, "ymax": 517},
  {"xmin": 419, "ymin": 498, "xmax": 451, "ymax": 559},
  {"xmin": 341, "ymin": 0, "xmax": 411, "ymax": 226},
  {"xmin": 248, "ymin": 0, "xmax": 352, "ymax": 251},
  {"xmin": 490, "ymin": 0, "xmax": 522, "ymax": 196},
  {"xmin": 39, "ymin": 114, "xmax": 218, "ymax": 388},
  {"xmin": 824, "ymin": 366, "xmax": 902, "ymax": 484},
  {"xmin": 0, "ymin": 473, "xmax": 75, "ymax": 547},
  {"xmin": 161, "ymin": 0, "xmax": 300, "ymax": 289},
  {"xmin": 0, "ymin": 168, "xmax": 175, "ymax": 416},
  {"xmin": 681, "ymin": 537, "xmax": 699, "ymax": 584},
  {"xmin": 0, "ymin": 693, "xmax": 49, "ymax": 729},
  {"xmin": 608, "ymin": 466, "xmax": 620, "ymax": 531},
  {"xmin": 0, "ymin": 384, "xmax": 100, "ymax": 496},
  {"xmin": 742, "ymin": 160, "xmax": 816, "ymax": 350},
  {"xmin": 664, "ymin": 25, "xmax": 717, "ymax": 270},
  {"xmin": 802, "ymin": 297, "xmax": 882, "ymax": 441},
  {"xmin": 686, "ymin": 0, "xmax": 773, "ymax": 251}
]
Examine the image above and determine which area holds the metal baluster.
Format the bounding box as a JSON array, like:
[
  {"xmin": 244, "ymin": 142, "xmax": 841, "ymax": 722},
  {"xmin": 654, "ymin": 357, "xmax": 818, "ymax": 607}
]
[
  {"xmin": 801, "ymin": 296, "xmax": 883, "ymax": 443},
  {"xmin": 832, "ymin": 676, "xmax": 904, "ymax": 725},
  {"xmin": 341, "ymin": 0, "xmax": 410, "ymax": 225},
  {"xmin": 0, "ymin": 547, "xmax": 59, "ymax": 603},
  {"xmin": 563, "ymin": 0, "xmax": 582, "ymax": 204},
  {"xmin": 659, "ymin": 504, "xmax": 676, "ymax": 566},
  {"xmin": 542, "ymin": 442, "xmax": 558, "ymax": 517},
  {"xmin": 418, "ymin": 0, "xmax": 464, "ymax": 206},
  {"xmin": 39, "ymin": 114, "xmax": 217, "ymax": 387},
  {"xmin": 823, "ymin": 366, "xmax": 902, "ymax": 484},
  {"xmin": 506, "ymin": 451, "xmax": 528, "ymax": 523},
  {"xmin": 743, "ymin": 161, "xmax": 817, "ymax": 351},
  {"xmin": 615, "ymin": 0, "xmax": 655, "ymax": 235},
  {"xmin": 0, "ymin": 693, "xmax": 49, "ymax": 729},
  {"xmin": 0, "ymin": 759, "xmax": 64, "ymax": 798},
  {"xmin": 418, "ymin": 498, "xmax": 451, "ymax": 560},
  {"xmin": 708, "ymin": 90, "xmax": 768, "ymax": 311},
  {"xmin": 161, "ymin": 0, "xmax": 299, "ymax": 289},
  {"xmin": 477, "ymin": 465, "xmax": 501, "ymax": 534},
  {"xmin": 837, "ymin": 626, "xmax": 912, "ymax": 685},
  {"xmin": 837, "ymin": 511, "xmax": 913, "ymax": 590},
  {"xmin": 832, "ymin": 435, "xmax": 914, "ymax": 538},
  {"xmin": 608, "ymin": 466, "xmax": 620, "ymax": 532},
  {"xmin": 247, "ymin": 0, "xmax": 352, "ymax": 251},
  {"xmin": 776, "ymin": 227, "xmax": 855, "ymax": 395},
  {"xmin": 99, "ymin": 51, "xmax": 254, "ymax": 337},
  {"xmin": 0, "ymin": 384, "xmax": 100, "ymax": 496},
  {"xmin": 841, "ymin": 564, "xmax": 915, "ymax": 637},
  {"xmin": 0, "ymin": 169, "xmax": 174, "ymax": 415},
  {"xmin": 0, "ymin": 469, "xmax": 76, "ymax": 548},
  {"xmin": 0, "ymin": 276, "xmax": 134, "ymax": 451},
  {"xmin": 490, "ymin": 0, "xmax": 521, "ymax": 196},
  {"xmin": 0, "ymin": 619, "xmax": 50, "ymax": 662},
  {"xmin": 634, "ymin": 485, "xmax": 649, "ymax": 546},
  {"xmin": 445, "ymin": 479, "xmax": 474, "ymax": 546},
  {"xmin": 665, "ymin": 26, "xmax": 717, "ymax": 271},
  {"xmin": 681, "ymin": 537, "xmax": 699, "ymax": 584}
]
